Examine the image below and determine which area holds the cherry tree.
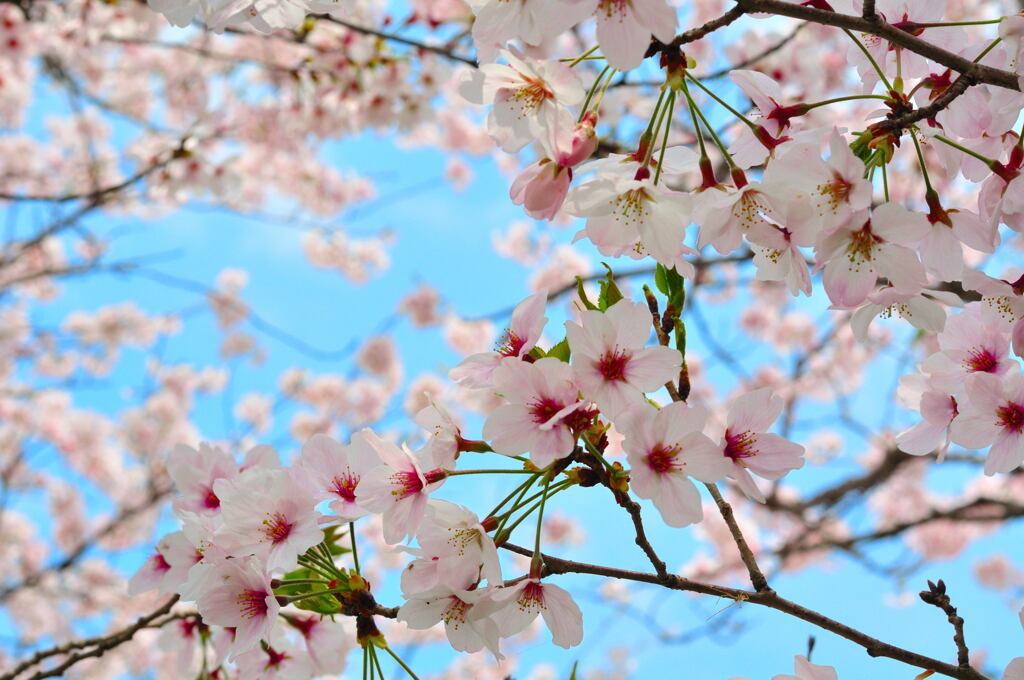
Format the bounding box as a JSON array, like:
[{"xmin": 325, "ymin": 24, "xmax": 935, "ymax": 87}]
[{"xmin": 3, "ymin": 0, "xmax": 1024, "ymax": 678}]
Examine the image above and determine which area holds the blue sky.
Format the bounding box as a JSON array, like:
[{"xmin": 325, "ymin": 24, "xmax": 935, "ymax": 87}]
[{"xmin": 4, "ymin": 29, "xmax": 1023, "ymax": 680}]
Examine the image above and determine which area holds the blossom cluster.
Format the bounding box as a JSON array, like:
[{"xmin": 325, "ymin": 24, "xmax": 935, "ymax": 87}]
[
  {"xmin": 7, "ymin": 0, "xmax": 1024, "ymax": 676},
  {"xmin": 135, "ymin": 285, "xmax": 809, "ymax": 677}
]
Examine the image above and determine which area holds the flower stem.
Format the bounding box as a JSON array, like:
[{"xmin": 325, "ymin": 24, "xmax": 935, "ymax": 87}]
[
  {"xmin": 973, "ymin": 37, "xmax": 1002, "ymax": 63},
  {"xmin": 565, "ymin": 45, "xmax": 600, "ymax": 67},
  {"xmin": 534, "ymin": 476, "xmax": 552, "ymax": 556},
  {"xmin": 384, "ymin": 645, "xmax": 419, "ymax": 680},
  {"xmin": 654, "ymin": 89, "xmax": 676, "ymax": 185},
  {"xmin": 932, "ymin": 134, "xmax": 998, "ymax": 165},
  {"xmin": 369, "ymin": 645, "xmax": 385, "ymax": 680},
  {"xmin": 842, "ymin": 28, "xmax": 894, "ymax": 92},
  {"xmin": 685, "ymin": 74, "xmax": 758, "ymax": 131},
  {"xmin": 910, "ymin": 133, "xmax": 934, "ymax": 194},
  {"xmin": 445, "ymin": 468, "xmax": 535, "ymax": 476},
  {"xmin": 349, "ymin": 521, "xmax": 361, "ymax": 574},
  {"xmin": 485, "ymin": 473, "xmax": 540, "ymax": 520},
  {"xmin": 579, "ymin": 65, "xmax": 611, "ymax": 122},
  {"xmin": 681, "ymin": 79, "xmax": 737, "ymax": 170},
  {"xmin": 914, "ymin": 19, "xmax": 1001, "ymax": 28},
  {"xmin": 880, "ymin": 159, "xmax": 890, "ymax": 201},
  {"xmin": 804, "ymin": 94, "xmax": 889, "ymax": 110}
]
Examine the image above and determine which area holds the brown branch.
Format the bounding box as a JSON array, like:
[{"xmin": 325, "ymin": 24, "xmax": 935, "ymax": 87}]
[
  {"xmin": 500, "ymin": 543, "xmax": 988, "ymax": 680},
  {"xmin": 919, "ymin": 579, "xmax": 973, "ymax": 670},
  {"xmin": 319, "ymin": 16, "xmax": 478, "ymax": 66},
  {"xmin": 5, "ymin": 597, "xmax": 181, "ymax": 680},
  {"xmin": 877, "ymin": 73, "xmax": 975, "ymax": 132},
  {"xmin": 731, "ymin": 0, "xmax": 1019, "ymax": 91},
  {"xmin": 705, "ymin": 483, "xmax": 771, "ymax": 592}
]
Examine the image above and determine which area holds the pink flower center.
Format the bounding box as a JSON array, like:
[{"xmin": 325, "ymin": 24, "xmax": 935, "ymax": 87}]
[
  {"xmin": 390, "ymin": 469, "xmax": 425, "ymax": 499},
  {"xmin": 442, "ymin": 596, "xmax": 470, "ymax": 625},
  {"xmin": 331, "ymin": 471, "xmax": 359, "ymax": 502},
  {"xmin": 264, "ymin": 646, "xmax": 289, "ymax": 669},
  {"xmin": 846, "ymin": 220, "xmax": 883, "ymax": 264},
  {"xmin": 261, "ymin": 512, "xmax": 294, "ymax": 544},
  {"xmin": 817, "ymin": 171, "xmax": 853, "ymax": 213},
  {"xmin": 997, "ymin": 402, "xmax": 1024, "ymax": 434},
  {"xmin": 496, "ymin": 329, "xmax": 527, "ymax": 358},
  {"xmin": 201, "ymin": 485, "xmax": 220, "ymax": 510},
  {"xmin": 723, "ymin": 429, "xmax": 758, "ymax": 461},
  {"xmin": 597, "ymin": 348, "xmax": 631, "ymax": 383},
  {"xmin": 646, "ymin": 443, "xmax": 680, "ymax": 474},
  {"xmin": 179, "ymin": 618, "xmax": 199, "ymax": 638},
  {"xmin": 511, "ymin": 74, "xmax": 553, "ymax": 112},
  {"xmin": 236, "ymin": 588, "xmax": 269, "ymax": 620},
  {"xmin": 599, "ymin": 0, "xmax": 628, "ymax": 19},
  {"xmin": 964, "ymin": 347, "xmax": 999, "ymax": 373},
  {"xmin": 289, "ymin": 616, "xmax": 318, "ymax": 638},
  {"xmin": 529, "ymin": 396, "xmax": 566, "ymax": 425},
  {"xmin": 151, "ymin": 552, "xmax": 171, "ymax": 573},
  {"xmin": 517, "ymin": 581, "xmax": 546, "ymax": 614}
]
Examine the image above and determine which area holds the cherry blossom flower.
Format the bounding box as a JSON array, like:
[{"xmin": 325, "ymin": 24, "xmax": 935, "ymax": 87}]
[
  {"xmin": 401, "ymin": 500, "xmax": 502, "ymax": 595},
  {"xmin": 567, "ymin": 148, "xmax": 700, "ymax": 271},
  {"xmin": 356, "ymin": 433, "xmax": 446, "ymax": 544},
  {"xmin": 213, "ymin": 468, "xmax": 323, "ymax": 572},
  {"xmin": 283, "ymin": 614, "xmax": 351, "ymax": 675},
  {"xmin": 919, "ymin": 203, "xmax": 997, "ymax": 282},
  {"xmin": 415, "ymin": 400, "xmax": 465, "ymax": 468},
  {"xmin": 566, "ymin": 300, "xmax": 682, "ymax": 417},
  {"xmin": 896, "ymin": 373, "xmax": 958, "ymax": 459},
  {"xmin": 483, "ymin": 357, "xmax": 592, "ymax": 468},
  {"xmin": 474, "ymin": 578, "xmax": 583, "ymax": 649},
  {"xmin": 128, "ymin": 530, "xmax": 199, "ymax": 596},
  {"xmin": 746, "ymin": 194, "xmax": 816, "ymax": 297},
  {"xmin": 962, "ymin": 269, "xmax": 1024, "ymax": 358},
  {"xmin": 292, "ymin": 431, "xmax": 377, "ymax": 521},
  {"xmin": 950, "ymin": 370, "xmax": 1024, "ymax": 475},
  {"xmin": 920, "ymin": 302, "xmax": 1014, "ymax": 394},
  {"xmin": 694, "ymin": 180, "xmax": 777, "ymax": 256},
  {"xmin": 459, "ymin": 51, "xmax": 583, "ymax": 154},
  {"xmin": 167, "ymin": 442, "xmax": 238, "ymax": 517},
  {"xmin": 764, "ymin": 131, "xmax": 873, "ymax": 233},
  {"xmin": 398, "ymin": 585, "xmax": 503, "ymax": 656},
  {"xmin": 849, "ymin": 287, "xmax": 947, "ymax": 342},
  {"xmin": 467, "ymin": 0, "xmax": 591, "ymax": 60},
  {"xmin": 815, "ymin": 203, "xmax": 930, "ymax": 308},
  {"xmin": 620, "ymin": 402, "xmax": 731, "ymax": 527},
  {"xmin": 1000, "ymin": 14, "xmax": 1024, "ymax": 91},
  {"xmin": 234, "ymin": 636, "xmax": 315, "ymax": 679},
  {"xmin": 194, "ymin": 557, "xmax": 279, "ymax": 657},
  {"xmin": 450, "ymin": 289, "xmax": 547, "ymax": 389},
  {"xmin": 715, "ymin": 388, "xmax": 805, "ymax": 502},
  {"xmin": 576, "ymin": 0, "xmax": 678, "ymax": 71}
]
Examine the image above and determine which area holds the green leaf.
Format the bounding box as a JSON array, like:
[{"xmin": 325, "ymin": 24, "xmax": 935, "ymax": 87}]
[
  {"xmin": 597, "ymin": 263, "xmax": 623, "ymax": 311},
  {"xmin": 654, "ymin": 264, "xmax": 670, "ymax": 296},
  {"xmin": 293, "ymin": 592, "xmax": 341, "ymax": 615},
  {"xmin": 661, "ymin": 265, "xmax": 686, "ymax": 316},
  {"xmin": 569, "ymin": 661, "xmax": 579, "ymax": 680},
  {"xmin": 545, "ymin": 337, "xmax": 571, "ymax": 362},
  {"xmin": 673, "ymin": 318, "xmax": 687, "ymax": 356},
  {"xmin": 323, "ymin": 525, "xmax": 351, "ymax": 556},
  {"xmin": 575, "ymin": 276, "xmax": 599, "ymax": 311}
]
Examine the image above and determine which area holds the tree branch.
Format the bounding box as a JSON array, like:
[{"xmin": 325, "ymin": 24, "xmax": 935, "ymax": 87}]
[
  {"xmin": 501, "ymin": 543, "xmax": 988, "ymax": 680},
  {"xmin": 4, "ymin": 597, "xmax": 181, "ymax": 680},
  {"xmin": 919, "ymin": 579, "xmax": 973, "ymax": 670},
  {"xmin": 731, "ymin": 0, "xmax": 1019, "ymax": 91}
]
